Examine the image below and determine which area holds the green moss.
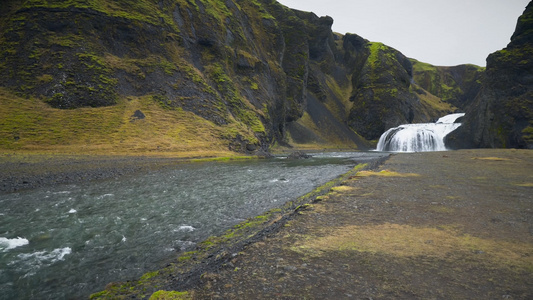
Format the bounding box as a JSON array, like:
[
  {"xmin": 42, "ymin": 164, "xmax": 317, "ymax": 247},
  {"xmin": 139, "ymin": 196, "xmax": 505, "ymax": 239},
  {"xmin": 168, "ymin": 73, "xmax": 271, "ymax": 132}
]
[
  {"xmin": 178, "ymin": 256, "xmax": 192, "ymax": 262},
  {"xmin": 207, "ymin": 63, "xmax": 265, "ymax": 136},
  {"xmin": 89, "ymin": 290, "xmax": 108, "ymax": 299},
  {"xmin": 411, "ymin": 59, "xmax": 438, "ymax": 73},
  {"xmin": 21, "ymin": 0, "xmax": 179, "ymax": 31},
  {"xmin": 149, "ymin": 291, "xmax": 190, "ymax": 300},
  {"xmin": 36, "ymin": 74, "xmax": 53, "ymax": 83},
  {"xmin": 140, "ymin": 271, "xmax": 159, "ymax": 281},
  {"xmin": 152, "ymin": 94, "xmax": 172, "ymax": 109},
  {"xmin": 493, "ymin": 44, "xmax": 533, "ymax": 65},
  {"xmin": 249, "ymin": 0, "xmax": 276, "ymax": 20}
]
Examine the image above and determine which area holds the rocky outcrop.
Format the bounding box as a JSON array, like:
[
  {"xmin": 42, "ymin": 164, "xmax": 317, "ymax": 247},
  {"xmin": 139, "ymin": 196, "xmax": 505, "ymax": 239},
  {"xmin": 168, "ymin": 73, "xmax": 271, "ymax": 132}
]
[
  {"xmin": 348, "ymin": 43, "xmax": 416, "ymax": 140},
  {"xmin": 447, "ymin": 2, "xmax": 533, "ymax": 149}
]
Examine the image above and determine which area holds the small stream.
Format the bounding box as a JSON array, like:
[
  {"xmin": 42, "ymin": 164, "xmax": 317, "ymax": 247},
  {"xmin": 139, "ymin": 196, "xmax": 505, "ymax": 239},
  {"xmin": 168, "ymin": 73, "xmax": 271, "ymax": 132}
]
[{"xmin": 0, "ymin": 152, "xmax": 386, "ymax": 299}]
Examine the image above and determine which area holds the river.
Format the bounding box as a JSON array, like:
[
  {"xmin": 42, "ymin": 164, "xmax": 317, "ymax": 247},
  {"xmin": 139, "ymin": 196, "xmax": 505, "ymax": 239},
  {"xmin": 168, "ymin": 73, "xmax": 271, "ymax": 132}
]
[{"xmin": 0, "ymin": 151, "xmax": 386, "ymax": 299}]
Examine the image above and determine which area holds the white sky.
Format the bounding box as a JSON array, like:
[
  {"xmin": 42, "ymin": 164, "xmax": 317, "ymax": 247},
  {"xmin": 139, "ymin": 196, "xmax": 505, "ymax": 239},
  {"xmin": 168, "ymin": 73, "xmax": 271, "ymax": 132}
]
[{"xmin": 276, "ymin": 0, "xmax": 530, "ymax": 66}]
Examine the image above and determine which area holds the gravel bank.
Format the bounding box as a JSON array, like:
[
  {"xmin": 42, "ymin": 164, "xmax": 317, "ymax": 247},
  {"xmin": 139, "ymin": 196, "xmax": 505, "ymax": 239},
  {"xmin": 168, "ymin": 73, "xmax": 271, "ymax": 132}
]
[{"xmin": 0, "ymin": 154, "xmax": 189, "ymax": 194}]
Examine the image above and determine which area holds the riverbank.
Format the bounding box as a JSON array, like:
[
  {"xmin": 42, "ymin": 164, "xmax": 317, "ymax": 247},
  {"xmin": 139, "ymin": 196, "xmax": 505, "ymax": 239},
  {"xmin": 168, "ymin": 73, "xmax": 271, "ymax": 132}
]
[
  {"xmin": 0, "ymin": 151, "xmax": 251, "ymax": 194},
  {"xmin": 93, "ymin": 149, "xmax": 533, "ymax": 299}
]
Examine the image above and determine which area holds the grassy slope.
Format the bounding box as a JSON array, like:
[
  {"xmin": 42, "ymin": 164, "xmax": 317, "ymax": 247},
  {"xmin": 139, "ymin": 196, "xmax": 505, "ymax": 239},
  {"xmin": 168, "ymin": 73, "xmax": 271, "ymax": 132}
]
[
  {"xmin": 0, "ymin": 88, "xmax": 239, "ymax": 157},
  {"xmin": 411, "ymin": 59, "xmax": 485, "ymax": 106}
]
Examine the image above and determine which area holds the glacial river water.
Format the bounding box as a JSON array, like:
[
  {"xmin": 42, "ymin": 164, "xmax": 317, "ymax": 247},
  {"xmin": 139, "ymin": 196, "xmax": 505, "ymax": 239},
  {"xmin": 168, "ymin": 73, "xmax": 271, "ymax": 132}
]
[{"xmin": 0, "ymin": 152, "xmax": 386, "ymax": 299}]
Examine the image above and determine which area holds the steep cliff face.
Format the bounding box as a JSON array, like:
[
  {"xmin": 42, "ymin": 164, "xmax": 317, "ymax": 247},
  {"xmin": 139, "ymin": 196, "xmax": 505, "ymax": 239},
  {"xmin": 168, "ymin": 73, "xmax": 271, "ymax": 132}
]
[
  {"xmin": 0, "ymin": 0, "xmax": 459, "ymax": 153},
  {"xmin": 347, "ymin": 43, "xmax": 419, "ymax": 140},
  {"xmin": 448, "ymin": 2, "xmax": 533, "ymax": 149}
]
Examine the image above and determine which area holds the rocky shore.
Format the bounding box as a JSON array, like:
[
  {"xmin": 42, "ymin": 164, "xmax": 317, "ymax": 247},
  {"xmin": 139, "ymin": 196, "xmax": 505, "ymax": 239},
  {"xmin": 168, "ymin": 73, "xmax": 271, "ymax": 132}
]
[{"xmin": 0, "ymin": 154, "xmax": 196, "ymax": 194}]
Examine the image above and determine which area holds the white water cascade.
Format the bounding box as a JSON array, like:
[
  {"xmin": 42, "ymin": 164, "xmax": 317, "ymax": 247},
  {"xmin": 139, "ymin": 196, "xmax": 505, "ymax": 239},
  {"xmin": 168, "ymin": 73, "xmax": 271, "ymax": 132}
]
[{"xmin": 376, "ymin": 113, "xmax": 465, "ymax": 152}]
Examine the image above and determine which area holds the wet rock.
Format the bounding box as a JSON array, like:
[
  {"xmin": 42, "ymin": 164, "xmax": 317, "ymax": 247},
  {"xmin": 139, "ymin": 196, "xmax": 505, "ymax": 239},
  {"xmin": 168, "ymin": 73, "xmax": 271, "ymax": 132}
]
[{"xmin": 286, "ymin": 151, "xmax": 312, "ymax": 159}]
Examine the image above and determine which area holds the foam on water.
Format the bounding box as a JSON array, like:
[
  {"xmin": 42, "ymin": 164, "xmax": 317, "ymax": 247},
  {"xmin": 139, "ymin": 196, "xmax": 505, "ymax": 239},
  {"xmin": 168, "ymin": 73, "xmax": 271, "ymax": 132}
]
[
  {"xmin": 175, "ymin": 225, "xmax": 195, "ymax": 232},
  {"xmin": 0, "ymin": 237, "xmax": 29, "ymax": 251},
  {"xmin": 16, "ymin": 247, "xmax": 72, "ymax": 264},
  {"xmin": 14, "ymin": 247, "xmax": 72, "ymax": 278}
]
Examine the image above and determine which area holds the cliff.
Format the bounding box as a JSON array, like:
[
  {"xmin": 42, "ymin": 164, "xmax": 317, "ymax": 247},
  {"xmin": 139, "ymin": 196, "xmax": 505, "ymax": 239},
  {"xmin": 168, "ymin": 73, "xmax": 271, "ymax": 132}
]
[
  {"xmin": 447, "ymin": 2, "xmax": 533, "ymax": 149},
  {"xmin": 0, "ymin": 0, "xmax": 455, "ymax": 154}
]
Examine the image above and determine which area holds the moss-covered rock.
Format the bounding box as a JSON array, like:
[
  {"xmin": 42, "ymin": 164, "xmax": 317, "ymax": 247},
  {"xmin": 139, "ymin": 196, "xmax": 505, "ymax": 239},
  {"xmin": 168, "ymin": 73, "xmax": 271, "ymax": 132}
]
[
  {"xmin": 346, "ymin": 42, "xmax": 454, "ymax": 141},
  {"xmin": 448, "ymin": 2, "xmax": 533, "ymax": 149},
  {"xmin": 411, "ymin": 59, "xmax": 485, "ymax": 110}
]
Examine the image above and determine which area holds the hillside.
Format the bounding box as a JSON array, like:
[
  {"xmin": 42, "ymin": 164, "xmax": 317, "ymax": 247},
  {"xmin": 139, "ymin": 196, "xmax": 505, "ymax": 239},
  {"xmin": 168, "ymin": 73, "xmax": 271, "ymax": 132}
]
[
  {"xmin": 410, "ymin": 59, "xmax": 484, "ymax": 112},
  {"xmin": 0, "ymin": 0, "xmax": 456, "ymax": 155}
]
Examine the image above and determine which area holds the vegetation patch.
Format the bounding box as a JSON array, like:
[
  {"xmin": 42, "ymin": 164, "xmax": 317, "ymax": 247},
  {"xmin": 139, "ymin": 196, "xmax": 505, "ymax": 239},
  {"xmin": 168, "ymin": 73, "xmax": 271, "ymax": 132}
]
[
  {"xmin": 354, "ymin": 169, "xmax": 420, "ymax": 177},
  {"xmin": 472, "ymin": 157, "xmax": 511, "ymax": 161},
  {"xmin": 291, "ymin": 223, "xmax": 533, "ymax": 271},
  {"xmin": 0, "ymin": 89, "xmax": 236, "ymax": 156},
  {"xmin": 514, "ymin": 182, "xmax": 533, "ymax": 187},
  {"xmin": 330, "ymin": 185, "xmax": 359, "ymax": 194},
  {"xmin": 149, "ymin": 291, "xmax": 191, "ymax": 300},
  {"xmin": 20, "ymin": 0, "xmax": 179, "ymax": 30}
]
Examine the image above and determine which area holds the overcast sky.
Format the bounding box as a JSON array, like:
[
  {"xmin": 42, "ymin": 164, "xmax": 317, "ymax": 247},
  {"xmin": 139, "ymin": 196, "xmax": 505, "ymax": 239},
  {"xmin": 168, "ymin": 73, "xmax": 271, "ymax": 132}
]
[{"xmin": 276, "ymin": 0, "xmax": 530, "ymax": 66}]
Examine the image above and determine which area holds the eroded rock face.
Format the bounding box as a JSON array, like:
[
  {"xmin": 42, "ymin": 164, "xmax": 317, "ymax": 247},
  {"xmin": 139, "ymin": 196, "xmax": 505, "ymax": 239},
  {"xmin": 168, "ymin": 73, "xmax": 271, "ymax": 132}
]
[
  {"xmin": 347, "ymin": 42, "xmax": 421, "ymax": 140},
  {"xmin": 447, "ymin": 2, "xmax": 533, "ymax": 149}
]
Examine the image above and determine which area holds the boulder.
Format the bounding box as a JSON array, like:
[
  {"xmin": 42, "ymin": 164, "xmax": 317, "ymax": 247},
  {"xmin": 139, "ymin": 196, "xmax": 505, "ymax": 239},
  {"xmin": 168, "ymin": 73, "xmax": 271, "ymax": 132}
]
[{"xmin": 287, "ymin": 151, "xmax": 312, "ymax": 159}]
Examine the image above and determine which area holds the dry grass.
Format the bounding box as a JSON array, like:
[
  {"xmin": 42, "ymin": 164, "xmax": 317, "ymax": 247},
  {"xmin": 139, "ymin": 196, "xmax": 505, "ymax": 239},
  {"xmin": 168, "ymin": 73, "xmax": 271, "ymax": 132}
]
[
  {"xmin": 473, "ymin": 157, "xmax": 511, "ymax": 161},
  {"xmin": 515, "ymin": 183, "xmax": 533, "ymax": 187},
  {"xmin": 354, "ymin": 169, "xmax": 420, "ymax": 177},
  {"xmin": 0, "ymin": 88, "xmax": 246, "ymax": 157},
  {"xmin": 330, "ymin": 185, "xmax": 359, "ymax": 193},
  {"xmin": 291, "ymin": 223, "xmax": 533, "ymax": 271}
]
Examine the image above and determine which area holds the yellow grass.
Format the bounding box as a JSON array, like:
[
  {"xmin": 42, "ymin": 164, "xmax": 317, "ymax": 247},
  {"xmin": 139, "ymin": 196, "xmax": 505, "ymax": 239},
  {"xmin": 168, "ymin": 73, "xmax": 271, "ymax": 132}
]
[
  {"xmin": 472, "ymin": 157, "xmax": 511, "ymax": 161},
  {"xmin": 0, "ymin": 88, "xmax": 252, "ymax": 157},
  {"xmin": 515, "ymin": 183, "xmax": 533, "ymax": 187},
  {"xmin": 291, "ymin": 223, "xmax": 533, "ymax": 270},
  {"xmin": 354, "ymin": 169, "xmax": 420, "ymax": 177},
  {"xmin": 330, "ymin": 185, "xmax": 358, "ymax": 193}
]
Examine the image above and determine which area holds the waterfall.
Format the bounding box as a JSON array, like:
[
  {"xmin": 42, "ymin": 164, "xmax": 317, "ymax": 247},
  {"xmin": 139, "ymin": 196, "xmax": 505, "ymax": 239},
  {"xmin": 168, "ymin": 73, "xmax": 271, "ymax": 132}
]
[{"xmin": 376, "ymin": 113, "xmax": 465, "ymax": 152}]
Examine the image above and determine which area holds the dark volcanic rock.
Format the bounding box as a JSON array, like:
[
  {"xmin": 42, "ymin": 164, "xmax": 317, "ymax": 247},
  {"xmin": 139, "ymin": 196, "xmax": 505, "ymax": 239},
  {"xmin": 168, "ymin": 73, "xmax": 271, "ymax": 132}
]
[
  {"xmin": 447, "ymin": 2, "xmax": 533, "ymax": 149},
  {"xmin": 348, "ymin": 43, "xmax": 430, "ymax": 140},
  {"xmin": 287, "ymin": 151, "xmax": 312, "ymax": 159},
  {"xmin": 130, "ymin": 110, "xmax": 146, "ymax": 121}
]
